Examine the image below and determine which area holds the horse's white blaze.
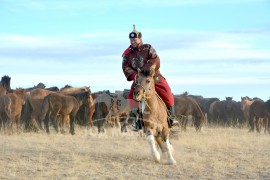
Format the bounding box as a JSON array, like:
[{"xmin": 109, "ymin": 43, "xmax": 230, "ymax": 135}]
[
  {"xmin": 141, "ymin": 101, "xmax": 145, "ymax": 113},
  {"xmin": 164, "ymin": 139, "xmax": 176, "ymax": 165},
  {"xmin": 147, "ymin": 135, "xmax": 160, "ymax": 162}
]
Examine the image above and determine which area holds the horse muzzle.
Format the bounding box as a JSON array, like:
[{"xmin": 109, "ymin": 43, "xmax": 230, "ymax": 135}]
[{"xmin": 133, "ymin": 90, "xmax": 142, "ymax": 101}]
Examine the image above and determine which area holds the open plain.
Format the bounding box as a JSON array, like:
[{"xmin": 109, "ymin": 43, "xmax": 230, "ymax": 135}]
[{"xmin": 1, "ymin": 126, "xmax": 270, "ymax": 180}]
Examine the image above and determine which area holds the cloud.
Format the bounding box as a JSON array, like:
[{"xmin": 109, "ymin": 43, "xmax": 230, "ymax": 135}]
[{"xmin": 2, "ymin": 0, "xmax": 268, "ymax": 12}]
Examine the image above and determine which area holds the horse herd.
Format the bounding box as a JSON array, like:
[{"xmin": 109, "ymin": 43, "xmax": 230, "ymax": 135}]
[{"xmin": 0, "ymin": 75, "xmax": 270, "ymax": 135}]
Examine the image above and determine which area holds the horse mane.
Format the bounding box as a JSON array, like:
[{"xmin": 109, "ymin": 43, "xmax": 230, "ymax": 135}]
[
  {"xmin": 69, "ymin": 91, "xmax": 90, "ymax": 101},
  {"xmin": 60, "ymin": 84, "xmax": 73, "ymax": 90},
  {"xmin": 182, "ymin": 91, "xmax": 189, "ymax": 96},
  {"xmin": 253, "ymin": 97, "xmax": 263, "ymax": 101},
  {"xmin": 60, "ymin": 86, "xmax": 91, "ymax": 94},
  {"xmin": 141, "ymin": 69, "xmax": 151, "ymax": 77},
  {"xmin": 35, "ymin": 82, "xmax": 46, "ymax": 89},
  {"xmin": 265, "ymin": 99, "xmax": 270, "ymax": 106},
  {"xmin": 244, "ymin": 96, "xmax": 253, "ymax": 101},
  {"xmin": 45, "ymin": 86, "xmax": 59, "ymax": 92}
]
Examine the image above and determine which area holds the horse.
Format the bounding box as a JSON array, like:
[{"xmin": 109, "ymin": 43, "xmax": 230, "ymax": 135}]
[
  {"xmin": 105, "ymin": 91, "xmax": 132, "ymax": 132},
  {"xmin": 174, "ymin": 93, "xmax": 206, "ymax": 131},
  {"xmin": 0, "ymin": 95, "xmax": 12, "ymax": 131},
  {"xmin": 0, "ymin": 89, "xmax": 25, "ymax": 133},
  {"xmin": 76, "ymin": 93, "xmax": 95, "ymax": 128},
  {"xmin": 240, "ymin": 96, "xmax": 256, "ymax": 127},
  {"xmin": 210, "ymin": 97, "xmax": 238, "ymax": 126},
  {"xmin": 23, "ymin": 88, "xmax": 56, "ymax": 131},
  {"xmin": 208, "ymin": 100, "xmax": 221, "ymax": 126},
  {"xmin": 40, "ymin": 91, "xmax": 90, "ymax": 134},
  {"xmin": 92, "ymin": 90, "xmax": 114, "ymax": 133},
  {"xmin": 249, "ymin": 99, "xmax": 270, "ymax": 133},
  {"xmin": 0, "ymin": 75, "xmax": 11, "ymax": 96},
  {"xmin": 133, "ymin": 65, "xmax": 176, "ymax": 165}
]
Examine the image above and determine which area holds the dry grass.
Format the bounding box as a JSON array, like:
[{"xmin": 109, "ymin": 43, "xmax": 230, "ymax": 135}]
[{"xmin": 0, "ymin": 126, "xmax": 270, "ymax": 180}]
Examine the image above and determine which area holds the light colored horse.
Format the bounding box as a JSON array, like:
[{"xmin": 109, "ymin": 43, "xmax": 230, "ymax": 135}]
[
  {"xmin": 105, "ymin": 91, "xmax": 131, "ymax": 131},
  {"xmin": 133, "ymin": 65, "xmax": 176, "ymax": 165},
  {"xmin": 240, "ymin": 96, "xmax": 255, "ymax": 123}
]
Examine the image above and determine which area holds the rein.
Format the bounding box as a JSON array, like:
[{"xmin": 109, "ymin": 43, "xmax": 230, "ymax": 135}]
[
  {"xmin": 134, "ymin": 75, "xmax": 168, "ymax": 115},
  {"xmin": 134, "ymin": 74, "xmax": 153, "ymax": 100}
]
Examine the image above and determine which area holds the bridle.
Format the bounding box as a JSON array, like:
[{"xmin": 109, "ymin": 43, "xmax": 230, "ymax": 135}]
[{"xmin": 134, "ymin": 74, "xmax": 153, "ymax": 99}]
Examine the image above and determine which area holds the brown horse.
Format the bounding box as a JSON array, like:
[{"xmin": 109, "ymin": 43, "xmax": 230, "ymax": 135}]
[
  {"xmin": 174, "ymin": 93, "xmax": 206, "ymax": 131},
  {"xmin": 0, "ymin": 75, "xmax": 11, "ymax": 96},
  {"xmin": 133, "ymin": 65, "xmax": 176, "ymax": 165},
  {"xmin": 24, "ymin": 88, "xmax": 56, "ymax": 131},
  {"xmin": 0, "ymin": 95, "xmax": 12, "ymax": 131},
  {"xmin": 249, "ymin": 99, "xmax": 270, "ymax": 133},
  {"xmin": 1, "ymin": 89, "xmax": 25, "ymax": 133},
  {"xmin": 40, "ymin": 91, "xmax": 90, "ymax": 134}
]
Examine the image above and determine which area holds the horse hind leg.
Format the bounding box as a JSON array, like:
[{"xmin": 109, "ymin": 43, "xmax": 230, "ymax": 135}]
[{"xmin": 147, "ymin": 134, "xmax": 160, "ymax": 163}]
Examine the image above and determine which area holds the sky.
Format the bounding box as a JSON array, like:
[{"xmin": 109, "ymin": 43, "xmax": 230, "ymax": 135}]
[{"xmin": 0, "ymin": 0, "xmax": 270, "ymax": 101}]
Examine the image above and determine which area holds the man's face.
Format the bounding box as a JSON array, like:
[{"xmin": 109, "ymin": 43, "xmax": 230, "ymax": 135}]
[{"xmin": 130, "ymin": 38, "xmax": 141, "ymax": 48}]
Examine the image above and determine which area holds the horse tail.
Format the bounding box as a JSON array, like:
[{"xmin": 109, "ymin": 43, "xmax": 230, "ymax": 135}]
[
  {"xmin": 40, "ymin": 95, "xmax": 50, "ymax": 122},
  {"xmin": 23, "ymin": 95, "xmax": 33, "ymax": 131},
  {"xmin": 190, "ymin": 97, "xmax": 206, "ymax": 131}
]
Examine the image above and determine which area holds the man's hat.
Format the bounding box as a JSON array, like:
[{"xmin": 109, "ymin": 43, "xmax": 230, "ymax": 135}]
[{"xmin": 129, "ymin": 24, "xmax": 142, "ymax": 38}]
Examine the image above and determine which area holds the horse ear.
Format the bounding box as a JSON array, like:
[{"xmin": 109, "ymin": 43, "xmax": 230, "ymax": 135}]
[{"xmin": 149, "ymin": 64, "xmax": 156, "ymax": 77}]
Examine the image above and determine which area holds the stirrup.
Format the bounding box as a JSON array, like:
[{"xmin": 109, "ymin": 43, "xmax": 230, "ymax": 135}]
[
  {"xmin": 131, "ymin": 127, "xmax": 140, "ymax": 132},
  {"xmin": 131, "ymin": 124, "xmax": 141, "ymax": 132},
  {"xmin": 170, "ymin": 119, "xmax": 179, "ymax": 126}
]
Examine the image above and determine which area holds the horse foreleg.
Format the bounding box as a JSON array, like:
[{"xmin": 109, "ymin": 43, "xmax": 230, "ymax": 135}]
[
  {"xmin": 60, "ymin": 115, "xmax": 66, "ymax": 134},
  {"xmin": 147, "ymin": 134, "xmax": 160, "ymax": 163},
  {"xmin": 44, "ymin": 115, "xmax": 50, "ymax": 134},
  {"xmin": 255, "ymin": 117, "xmax": 261, "ymax": 133},
  {"xmin": 16, "ymin": 115, "xmax": 22, "ymax": 132},
  {"xmin": 69, "ymin": 116, "xmax": 75, "ymax": 135}
]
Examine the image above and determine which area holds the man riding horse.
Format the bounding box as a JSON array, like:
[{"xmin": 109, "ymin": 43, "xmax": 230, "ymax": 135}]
[{"xmin": 122, "ymin": 25, "xmax": 178, "ymax": 131}]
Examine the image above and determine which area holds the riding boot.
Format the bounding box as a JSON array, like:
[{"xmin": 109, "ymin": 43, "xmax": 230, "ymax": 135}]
[
  {"xmin": 130, "ymin": 108, "xmax": 143, "ymax": 131},
  {"xmin": 167, "ymin": 105, "xmax": 179, "ymax": 127}
]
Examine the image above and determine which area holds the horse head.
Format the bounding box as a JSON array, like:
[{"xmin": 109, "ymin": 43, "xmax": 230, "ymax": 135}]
[
  {"xmin": 133, "ymin": 64, "xmax": 156, "ymax": 101},
  {"xmin": 224, "ymin": 97, "xmax": 234, "ymax": 111},
  {"xmin": 1, "ymin": 75, "xmax": 11, "ymax": 92}
]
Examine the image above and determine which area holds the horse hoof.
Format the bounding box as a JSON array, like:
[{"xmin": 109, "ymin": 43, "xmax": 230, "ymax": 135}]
[
  {"xmin": 168, "ymin": 159, "xmax": 177, "ymax": 165},
  {"xmin": 153, "ymin": 153, "xmax": 161, "ymax": 163}
]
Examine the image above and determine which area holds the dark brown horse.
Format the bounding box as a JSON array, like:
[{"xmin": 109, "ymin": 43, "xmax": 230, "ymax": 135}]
[
  {"xmin": 133, "ymin": 65, "xmax": 176, "ymax": 164},
  {"xmin": 40, "ymin": 91, "xmax": 90, "ymax": 134},
  {"xmin": 209, "ymin": 97, "xmax": 238, "ymax": 126},
  {"xmin": 174, "ymin": 93, "xmax": 206, "ymax": 131},
  {"xmin": 0, "ymin": 75, "xmax": 11, "ymax": 96},
  {"xmin": 249, "ymin": 99, "xmax": 270, "ymax": 133}
]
